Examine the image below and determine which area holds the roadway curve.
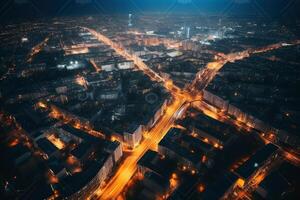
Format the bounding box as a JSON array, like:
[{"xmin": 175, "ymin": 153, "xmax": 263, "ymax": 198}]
[
  {"xmin": 96, "ymin": 98, "xmax": 185, "ymax": 199},
  {"xmin": 85, "ymin": 27, "xmax": 300, "ymax": 199}
]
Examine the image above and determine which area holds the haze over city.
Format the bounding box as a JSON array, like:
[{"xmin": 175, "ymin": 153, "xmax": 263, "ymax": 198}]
[{"xmin": 1, "ymin": 1, "xmax": 300, "ymax": 200}]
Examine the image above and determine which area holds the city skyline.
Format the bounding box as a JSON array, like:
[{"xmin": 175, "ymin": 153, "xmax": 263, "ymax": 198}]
[{"xmin": 1, "ymin": 1, "xmax": 300, "ymax": 200}]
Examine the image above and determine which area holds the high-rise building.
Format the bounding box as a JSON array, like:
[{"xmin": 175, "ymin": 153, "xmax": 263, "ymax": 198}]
[
  {"xmin": 186, "ymin": 26, "xmax": 190, "ymax": 39},
  {"xmin": 128, "ymin": 13, "xmax": 133, "ymax": 27}
]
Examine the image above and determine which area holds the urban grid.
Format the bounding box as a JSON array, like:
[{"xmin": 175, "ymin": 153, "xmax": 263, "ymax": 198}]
[{"xmin": 0, "ymin": 1, "xmax": 300, "ymax": 200}]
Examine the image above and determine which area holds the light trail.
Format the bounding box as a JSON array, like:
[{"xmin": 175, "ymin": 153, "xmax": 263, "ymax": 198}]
[
  {"xmin": 75, "ymin": 75, "xmax": 88, "ymax": 89},
  {"xmin": 228, "ymin": 152, "xmax": 283, "ymax": 200},
  {"xmin": 189, "ymin": 40, "xmax": 300, "ymax": 144},
  {"xmin": 83, "ymin": 27, "xmax": 182, "ymax": 95},
  {"xmin": 189, "ymin": 41, "xmax": 300, "ymax": 200},
  {"xmin": 90, "ymin": 59, "xmax": 101, "ymax": 72},
  {"xmin": 36, "ymin": 101, "xmax": 105, "ymax": 139},
  {"xmin": 283, "ymin": 151, "xmax": 300, "ymax": 167},
  {"xmin": 190, "ymin": 40, "xmax": 300, "ymax": 92},
  {"xmin": 81, "ymin": 27, "xmax": 300, "ymax": 199},
  {"xmin": 27, "ymin": 36, "xmax": 50, "ymax": 63},
  {"xmin": 83, "ymin": 27, "xmax": 191, "ymax": 199},
  {"xmin": 95, "ymin": 98, "xmax": 185, "ymax": 199}
]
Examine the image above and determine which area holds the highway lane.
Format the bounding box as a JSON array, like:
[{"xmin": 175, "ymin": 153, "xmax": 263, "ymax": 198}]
[
  {"xmin": 27, "ymin": 36, "xmax": 50, "ymax": 63},
  {"xmin": 84, "ymin": 27, "xmax": 182, "ymax": 95},
  {"xmin": 190, "ymin": 40, "xmax": 300, "ymax": 92},
  {"xmin": 96, "ymin": 98, "xmax": 185, "ymax": 199},
  {"xmin": 83, "ymin": 27, "xmax": 188, "ymax": 199},
  {"xmin": 84, "ymin": 26, "xmax": 300, "ymax": 199}
]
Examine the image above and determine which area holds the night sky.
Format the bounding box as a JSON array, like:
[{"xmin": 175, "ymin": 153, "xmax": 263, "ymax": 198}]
[{"xmin": 0, "ymin": 0, "xmax": 300, "ymax": 23}]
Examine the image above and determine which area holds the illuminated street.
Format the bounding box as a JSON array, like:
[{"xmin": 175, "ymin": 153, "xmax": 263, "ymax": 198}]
[
  {"xmin": 95, "ymin": 98, "xmax": 185, "ymax": 199},
  {"xmin": 27, "ymin": 36, "xmax": 50, "ymax": 63},
  {"xmin": 85, "ymin": 27, "xmax": 182, "ymax": 95},
  {"xmin": 190, "ymin": 40, "xmax": 300, "ymax": 92},
  {"xmin": 85, "ymin": 27, "xmax": 300, "ymax": 199},
  {"xmin": 1, "ymin": 3, "xmax": 300, "ymax": 200}
]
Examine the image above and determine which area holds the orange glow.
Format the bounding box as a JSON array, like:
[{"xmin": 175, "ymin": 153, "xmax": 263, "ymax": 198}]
[
  {"xmin": 170, "ymin": 173, "xmax": 179, "ymax": 189},
  {"xmin": 214, "ymin": 143, "xmax": 219, "ymax": 148},
  {"xmin": 165, "ymin": 80, "xmax": 174, "ymax": 90},
  {"xmin": 251, "ymin": 172, "xmax": 267, "ymax": 188},
  {"xmin": 284, "ymin": 152, "xmax": 300, "ymax": 166},
  {"xmin": 91, "ymin": 98, "xmax": 185, "ymax": 199},
  {"xmin": 75, "ymin": 75, "xmax": 88, "ymax": 88},
  {"xmin": 37, "ymin": 101, "xmax": 48, "ymax": 109},
  {"xmin": 46, "ymin": 104, "xmax": 105, "ymax": 139},
  {"xmin": 198, "ymin": 184, "xmax": 205, "ymax": 193},
  {"xmin": 74, "ymin": 122, "xmax": 81, "ymax": 129},
  {"xmin": 236, "ymin": 178, "xmax": 245, "ymax": 188},
  {"xmin": 82, "ymin": 27, "xmax": 299, "ymax": 200},
  {"xmin": 47, "ymin": 190, "xmax": 60, "ymax": 200},
  {"xmin": 207, "ymin": 61, "xmax": 222, "ymax": 70},
  {"xmin": 49, "ymin": 107, "xmax": 62, "ymax": 120},
  {"xmin": 67, "ymin": 155, "xmax": 78, "ymax": 165},
  {"xmin": 47, "ymin": 171, "xmax": 59, "ymax": 184},
  {"xmin": 90, "ymin": 59, "xmax": 101, "ymax": 72},
  {"xmin": 66, "ymin": 155, "xmax": 82, "ymax": 174},
  {"xmin": 116, "ymin": 196, "xmax": 125, "ymax": 200},
  {"xmin": 8, "ymin": 138, "xmax": 19, "ymax": 147},
  {"xmin": 85, "ymin": 27, "xmax": 182, "ymax": 95},
  {"xmin": 202, "ymin": 155, "xmax": 207, "ymax": 163},
  {"xmin": 73, "ymin": 166, "xmax": 82, "ymax": 174},
  {"xmin": 46, "ymin": 134, "xmax": 66, "ymax": 150},
  {"xmin": 173, "ymin": 124, "xmax": 186, "ymax": 130},
  {"xmin": 200, "ymin": 108, "xmax": 221, "ymax": 122},
  {"xmin": 171, "ymin": 173, "xmax": 178, "ymax": 179},
  {"xmin": 191, "ymin": 132, "xmax": 198, "ymax": 138},
  {"xmin": 53, "ymin": 190, "xmax": 59, "ymax": 198},
  {"xmin": 137, "ymin": 172, "xmax": 144, "ymax": 181},
  {"xmin": 66, "ymin": 47, "xmax": 89, "ymax": 55},
  {"xmin": 27, "ymin": 37, "xmax": 49, "ymax": 63},
  {"xmin": 266, "ymin": 133, "xmax": 276, "ymax": 143}
]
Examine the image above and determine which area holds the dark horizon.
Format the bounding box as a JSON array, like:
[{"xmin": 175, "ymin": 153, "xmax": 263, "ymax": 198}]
[{"xmin": 1, "ymin": 0, "xmax": 300, "ymax": 21}]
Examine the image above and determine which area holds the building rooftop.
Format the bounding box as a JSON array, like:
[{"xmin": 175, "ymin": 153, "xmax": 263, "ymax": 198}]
[
  {"xmin": 159, "ymin": 128, "xmax": 206, "ymax": 166},
  {"xmin": 254, "ymin": 161, "xmax": 300, "ymax": 200},
  {"xmin": 60, "ymin": 160, "xmax": 106, "ymax": 197},
  {"xmin": 235, "ymin": 144, "xmax": 278, "ymax": 179},
  {"xmin": 60, "ymin": 124, "xmax": 98, "ymax": 144},
  {"xmin": 36, "ymin": 137, "xmax": 59, "ymax": 157},
  {"xmin": 138, "ymin": 150, "xmax": 177, "ymax": 179},
  {"xmin": 179, "ymin": 108, "xmax": 236, "ymax": 145},
  {"xmin": 201, "ymin": 172, "xmax": 239, "ymax": 200}
]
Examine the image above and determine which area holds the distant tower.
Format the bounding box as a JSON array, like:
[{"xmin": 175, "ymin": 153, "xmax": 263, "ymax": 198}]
[
  {"xmin": 128, "ymin": 13, "xmax": 133, "ymax": 27},
  {"xmin": 186, "ymin": 27, "xmax": 190, "ymax": 39}
]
